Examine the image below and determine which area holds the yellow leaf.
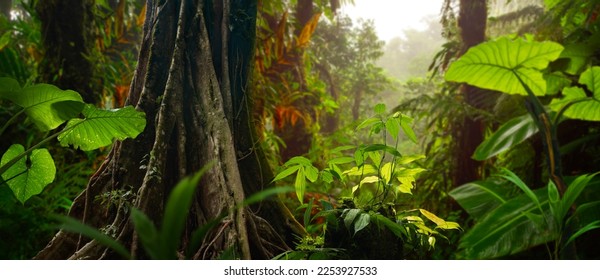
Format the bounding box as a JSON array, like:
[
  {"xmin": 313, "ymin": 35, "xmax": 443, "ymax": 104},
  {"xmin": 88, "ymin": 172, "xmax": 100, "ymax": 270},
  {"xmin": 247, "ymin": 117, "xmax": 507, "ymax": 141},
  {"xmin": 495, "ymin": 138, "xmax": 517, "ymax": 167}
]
[
  {"xmin": 419, "ymin": 209, "xmax": 461, "ymax": 230},
  {"xmin": 296, "ymin": 13, "xmax": 321, "ymax": 48}
]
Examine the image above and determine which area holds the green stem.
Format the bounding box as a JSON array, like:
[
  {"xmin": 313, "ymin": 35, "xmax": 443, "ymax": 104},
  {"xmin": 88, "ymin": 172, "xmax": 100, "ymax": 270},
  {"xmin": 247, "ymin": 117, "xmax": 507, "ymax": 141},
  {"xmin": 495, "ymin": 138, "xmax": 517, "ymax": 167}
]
[
  {"xmin": 515, "ymin": 73, "xmax": 566, "ymax": 194},
  {"xmin": 0, "ymin": 108, "xmax": 25, "ymax": 136},
  {"xmin": 0, "ymin": 128, "xmax": 66, "ymax": 176}
]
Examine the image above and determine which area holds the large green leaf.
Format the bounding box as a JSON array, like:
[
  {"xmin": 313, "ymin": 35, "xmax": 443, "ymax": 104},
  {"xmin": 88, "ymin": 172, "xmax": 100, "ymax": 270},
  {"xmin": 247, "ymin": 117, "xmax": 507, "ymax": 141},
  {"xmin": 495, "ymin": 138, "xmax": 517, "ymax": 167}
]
[
  {"xmin": 550, "ymin": 67, "xmax": 600, "ymax": 121},
  {"xmin": 450, "ymin": 179, "xmax": 517, "ymax": 221},
  {"xmin": 4, "ymin": 82, "xmax": 84, "ymax": 131},
  {"xmin": 0, "ymin": 77, "xmax": 21, "ymax": 95},
  {"xmin": 58, "ymin": 105, "xmax": 146, "ymax": 151},
  {"xmin": 0, "ymin": 144, "xmax": 55, "ymax": 204},
  {"xmin": 445, "ymin": 37, "xmax": 564, "ymax": 96},
  {"xmin": 473, "ymin": 114, "xmax": 538, "ymax": 160},
  {"xmin": 459, "ymin": 188, "xmax": 556, "ymax": 259}
]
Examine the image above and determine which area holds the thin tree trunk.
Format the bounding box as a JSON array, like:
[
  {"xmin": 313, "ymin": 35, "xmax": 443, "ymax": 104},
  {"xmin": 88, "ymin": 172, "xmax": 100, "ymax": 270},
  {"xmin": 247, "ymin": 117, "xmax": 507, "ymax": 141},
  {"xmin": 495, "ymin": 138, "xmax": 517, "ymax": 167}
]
[
  {"xmin": 453, "ymin": 0, "xmax": 487, "ymax": 186},
  {"xmin": 0, "ymin": 0, "xmax": 10, "ymax": 19},
  {"xmin": 35, "ymin": 0, "xmax": 289, "ymax": 260}
]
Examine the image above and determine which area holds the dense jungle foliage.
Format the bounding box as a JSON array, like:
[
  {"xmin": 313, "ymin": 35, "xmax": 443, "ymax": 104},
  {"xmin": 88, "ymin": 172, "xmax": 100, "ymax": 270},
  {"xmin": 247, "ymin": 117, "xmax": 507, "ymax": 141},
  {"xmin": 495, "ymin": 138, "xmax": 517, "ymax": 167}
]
[{"xmin": 0, "ymin": 0, "xmax": 599, "ymax": 260}]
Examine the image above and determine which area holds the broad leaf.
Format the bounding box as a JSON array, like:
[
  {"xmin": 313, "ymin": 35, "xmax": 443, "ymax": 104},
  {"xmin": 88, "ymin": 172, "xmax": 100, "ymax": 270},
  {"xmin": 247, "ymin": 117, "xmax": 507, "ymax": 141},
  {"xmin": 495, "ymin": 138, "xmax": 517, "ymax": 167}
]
[
  {"xmin": 354, "ymin": 212, "xmax": 371, "ymax": 234},
  {"xmin": 58, "ymin": 105, "xmax": 146, "ymax": 150},
  {"xmin": 450, "ymin": 179, "xmax": 517, "ymax": 221},
  {"xmin": 419, "ymin": 209, "xmax": 461, "ymax": 230},
  {"xmin": 0, "ymin": 77, "xmax": 21, "ymax": 95},
  {"xmin": 473, "ymin": 114, "xmax": 538, "ymax": 160},
  {"xmin": 304, "ymin": 165, "xmax": 319, "ymax": 182},
  {"xmin": 343, "ymin": 208, "xmax": 361, "ymax": 229},
  {"xmin": 1, "ymin": 144, "xmax": 55, "ymax": 204},
  {"xmin": 371, "ymin": 213, "xmax": 407, "ymax": 238},
  {"xmin": 459, "ymin": 188, "xmax": 556, "ymax": 259},
  {"xmin": 445, "ymin": 37, "xmax": 564, "ymax": 96},
  {"xmin": 559, "ymin": 43, "xmax": 595, "ymax": 75},
  {"xmin": 550, "ymin": 67, "xmax": 600, "ymax": 121},
  {"xmin": 8, "ymin": 83, "xmax": 84, "ymax": 131}
]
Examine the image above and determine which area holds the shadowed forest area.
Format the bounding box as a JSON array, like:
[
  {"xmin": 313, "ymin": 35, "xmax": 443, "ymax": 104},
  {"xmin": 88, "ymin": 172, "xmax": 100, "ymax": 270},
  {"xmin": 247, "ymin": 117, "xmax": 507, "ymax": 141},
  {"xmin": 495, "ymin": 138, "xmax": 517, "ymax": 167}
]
[{"xmin": 1, "ymin": 0, "xmax": 599, "ymax": 260}]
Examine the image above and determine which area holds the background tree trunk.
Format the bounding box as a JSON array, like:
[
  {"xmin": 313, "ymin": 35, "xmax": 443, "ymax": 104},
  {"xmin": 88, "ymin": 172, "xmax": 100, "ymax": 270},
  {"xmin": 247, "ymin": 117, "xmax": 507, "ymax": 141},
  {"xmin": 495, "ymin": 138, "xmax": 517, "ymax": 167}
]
[
  {"xmin": 452, "ymin": 0, "xmax": 487, "ymax": 186},
  {"xmin": 0, "ymin": 0, "xmax": 10, "ymax": 19},
  {"xmin": 36, "ymin": 0, "xmax": 99, "ymax": 104},
  {"xmin": 35, "ymin": 0, "xmax": 290, "ymax": 260}
]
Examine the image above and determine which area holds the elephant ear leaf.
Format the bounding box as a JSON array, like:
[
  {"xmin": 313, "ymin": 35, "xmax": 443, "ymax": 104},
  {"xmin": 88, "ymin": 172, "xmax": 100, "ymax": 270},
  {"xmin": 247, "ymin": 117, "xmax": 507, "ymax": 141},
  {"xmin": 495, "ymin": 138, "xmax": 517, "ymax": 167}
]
[
  {"xmin": 6, "ymin": 82, "xmax": 84, "ymax": 131},
  {"xmin": 0, "ymin": 144, "xmax": 55, "ymax": 204},
  {"xmin": 550, "ymin": 67, "xmax": 600, "ymax": 121},
  {"xmin": 58, "ymin": 105, "xmax": 146, "ymax": 151},
  {"xmin": 445, "ymin": 37, "xmax": 564, "ymax": 96}
]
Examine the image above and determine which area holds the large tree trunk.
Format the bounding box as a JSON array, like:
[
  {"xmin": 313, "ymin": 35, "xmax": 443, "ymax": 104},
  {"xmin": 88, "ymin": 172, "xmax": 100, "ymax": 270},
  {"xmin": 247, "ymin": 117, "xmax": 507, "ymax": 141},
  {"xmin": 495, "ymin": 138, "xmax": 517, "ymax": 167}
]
[
  {"xmin": 452, "ymin": 0, "xmax": 487, "ymax": 186},
  {"xmin": 36, "ymin": 0, "xmax": 99, "ymax": 104},
  {"xmin": 35, "ymin": 0, "xmax": 290, "ymax": 260}
]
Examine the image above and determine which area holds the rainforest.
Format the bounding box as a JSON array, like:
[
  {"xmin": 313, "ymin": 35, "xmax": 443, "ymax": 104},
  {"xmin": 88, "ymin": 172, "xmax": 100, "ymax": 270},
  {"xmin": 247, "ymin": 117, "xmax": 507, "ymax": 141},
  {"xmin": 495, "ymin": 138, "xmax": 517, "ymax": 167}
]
[{"xmin": 1, "ymin": 0, "xmax": 599, "ymax": 260}]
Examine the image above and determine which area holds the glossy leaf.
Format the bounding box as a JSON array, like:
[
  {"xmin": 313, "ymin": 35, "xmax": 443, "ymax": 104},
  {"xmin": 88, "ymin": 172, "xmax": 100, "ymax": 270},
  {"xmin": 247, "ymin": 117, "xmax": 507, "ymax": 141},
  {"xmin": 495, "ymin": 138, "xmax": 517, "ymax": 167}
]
[
  {"xmin": 459, "ymin": 188, "xmax": 556, "ymax": 259},
  {"xmin": 294, "ymin": 167, "xmax": 306, "ymax": 203},
  {"xmin": 2, "ymin": 82, "xmax": 84, "ymax": 131},
  {"xmin": 272, "ymin": 165, "xmax": 301, "ymax": 182},
  {"xmin": 550, "ymin": 67, "xmax": 600, "ymax": 121},
  {"xmin": 419, "ymin": 209, "xmax": 461, "ymax": 230},
  {"xmin": 354, "ymin": 212, "xmax": 371, "ymax": 234},
  {"xmin": 445, "ymin": 37, "xmax": 563, "ymax": 96},
  {"xmin": 473, "ymin": 114, "xmax": 538, "ymax": 160},
  {"xmin": 0, "ymin": 144, "xmax": 55, "ymax": 204},
  {"xmin": 449, "ymin": 179, "xmax": 516, "ymax": 221},
  {"xmin": 343, "ymin": 209, "xmax": 361, "ymax": 229},
  {"xmin": 285, "ymin": 156, "xmax": 312, "ymax": 167},
  {"xmin": 58, "ymin": 105, "xmax": 146, "ymax": 151},
  {"xmin": 385, "ymin": 117, "xmax": 401, "ymax": 141}
]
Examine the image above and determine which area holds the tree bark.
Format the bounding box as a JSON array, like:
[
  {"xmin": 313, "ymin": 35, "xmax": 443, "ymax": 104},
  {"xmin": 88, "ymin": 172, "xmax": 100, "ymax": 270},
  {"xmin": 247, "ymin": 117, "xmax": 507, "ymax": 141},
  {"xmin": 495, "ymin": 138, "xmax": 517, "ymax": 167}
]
[
  {"xmin": 452, "ymin": 0, "xmax": 487, "ymax": 186},
  {"xmin": 36, "ymin": 0, "xmax": 99, "ymax": 104},
  {"xmin": 35, "ymin": 0, "xmax": 290, "ymax": 260}
]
